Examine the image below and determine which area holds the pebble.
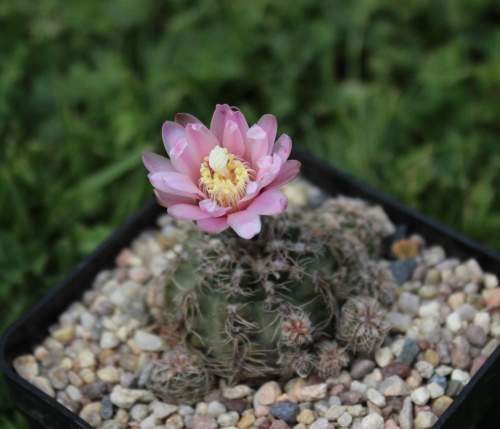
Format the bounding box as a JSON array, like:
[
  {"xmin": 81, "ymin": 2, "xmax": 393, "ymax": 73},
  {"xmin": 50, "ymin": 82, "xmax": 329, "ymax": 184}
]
[
  {"xmin": 426, "ymin": 382, "xmax": 445, "ymax": 399},
  {"xmin": 339, "ymin": 390, "xmax": 363, "ymax": 405},
  {"xmin": 270, "ymin": 420, "xmax": 290, "ymax": 429},
  {"xmin": 414, "ymin": 411, "xmax": 438, "ymax": 428},
  {"xmin": 48, "ymin": 366, "xmax": 68, "ymax": 389},
  {"xmin": 193, "ymin": 413, "xmax": 217, "ymax": 429},
  {"xmin": 325, "ymin": 404, "xmax": 346, "ymax": 420},
  {"xmin": 415, "ymin": 361, "xmax": 434, "ymax": 379},
  {"xmin": 207, "ymin": 401, "xmax": 226, "ymax": 418},
  {"xmin": 80, "ymin": 402, "xmax": 102, "ymax": 427},
  {"xmin": 255, "ymin": 381, "xmax": 282, "ymax": 406},
  {"xmin": 236, "ymin": 413, "xmax": 255, "ymax": 429},
  {"xmin": 110, "ymin": 388, "xmax": 156, "ymax": 409},
  {"xmin": 13, "ymin": 355, "xmax": 39, "ymax": 380},
  {"xmin": 382, "ymin": 362, "xmax": 411, "ymax": 380},
  {"xmin": 100, "ymin": 331, "xmax": 120, "ymax": 349},
  {"xmin": 470, "ymin": 355, "xmax": 487, "ymax": 377},
  {"xmin": 390, "ymin": 259, "xmax": 418, "ymax": 286},
  {"xmin": 226, "ymin": 399, "xmax": 247, "ymax": 413},
  {"xmin": 140, "ymin": 414, "xmax": 160, "ymax": 429},
  {"xmin": 52, "ymin": 326, "xmax": 75, "ymax": 342},
  {"xmin": 338, "ymin": 412, "xmax": 353, "ymax": 427},
  {"xmin": 361, "ymin": 413, "xmax": 384, "ymax": 429},
  {"xmin": 378, "ymin": 376, "xmax": 411, "ymax": 397},
  {"xmin": 269, "ymin": 402, "xmax": 300, "ymax": 424},
  {"xmin": 398, "ymin": 292, "xmax": 419, "ymax": 316},
  {"xmin": 445, "ymin": 380, "xmax": 463, "ymax": 397},
  {"xmin": 351, "ymin": 359, "xmax": 376, "ymax": 379},
  {"xmin": 450, "ymin": 347, "xmax": 471, "ymax": 370},
  {"xmin": 150, "ymin": 401, "xmax": 178, "ymax": 419},
  {"xmin": 484, "ymin": 273, "xmax": 498, "ymax": 289},
  {"xmin": 101, "ymin": 395, "xmax": 114, "ymax": 419},
  {"xmin": 30, "ymin": 376, "xmax": 55, "ymax": 397},
  {"xmin": 81, "ymin": 381, "xmax": 110, "ymax": 400},
  {"xmin": 223, "ymin": 385, "xmax": 252, "ymax": 400},
  {"xmin": 445, "ymin": 312, "xmax": 463, "ymax": 333},
  {"xmin": 296, "ymin": 409, "xmax": 315, "ymax": 424},
  {"xmin": 424, "ymin": 349, "xmax": 440, "ymax": 367},
  {"xmin": 431, "ymin": 396, "xmax": 453, "ymax": 417},
  {"xmin": 398, "ymin": 397, "xmax": 413, "ymax": 429},
  {"xmin": 456, "ymin": 303, "xmax": 477, "ymax": 321},
  {"xmin": 366, "ymin": 389, "xmax": 386, "ymax": 407},
  {"xmin": 465, "ymin": 324, "xmax": 488, "ymax": 348},
  {"xmin": 97, "ymin": 366, "xmax": 120, "ymax": 383},
  {"xmin": 217, "ymin": 411, "xmax": 239, "ymax": 427},
  {"xmin": 299, "ymin": 384, "xmax": 327, "ymax": 401},
  {"xmin": 410, "ymin": 387, "xmax": 430, "ymax": 405},
  {"xmin": 166, "ymin": 414, "xmax": 184, "ymax": 429},
  {"xmin": 397, "ymin": 339, "xmax": 420, "ymax": 367},
  {"xmin": 133, "ymin": 330, "xmax": 164, "ymax": 351},
  {"xmin": 374, "ymin": 348, "xmax": 393, "ymax": 368},
  {"xmin": 309, "ymin": 418, "xmax": 333, "ymax": 429},
  {"xmin": 130, "ymin": 404, "xmax": 149, "ymax": 421}
]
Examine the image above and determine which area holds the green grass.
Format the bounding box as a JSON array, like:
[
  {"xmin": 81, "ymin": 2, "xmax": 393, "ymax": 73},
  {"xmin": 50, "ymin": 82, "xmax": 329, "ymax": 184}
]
[{"xmin": 1, "ymin": 0, "xmax": 500, "ymax": 426}]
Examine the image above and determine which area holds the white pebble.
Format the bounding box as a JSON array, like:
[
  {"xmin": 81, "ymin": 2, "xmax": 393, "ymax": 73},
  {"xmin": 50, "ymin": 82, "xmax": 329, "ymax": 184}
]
[
  {"xmin": 100, "ymin": 331, "xmax": 120, "ymax": 349},
  {"xmin": 208, "ymin": 401, "xmax": 227, "ymax": 418},
  {"xmin": 484, "ymin": 273, "xmax": 499, "ymax": 289},
  {"xmin": 414, "ymin": 411, "xmax": 438, "ymax": 428},
  {"xmin": 474, "ymin": 312, "xmax": 491, "ymax": 334},
  {"xmin": 418, "ymin": 301, "xmax": 440, "ymax": 318},
  {"xmin": 410, "ymin": 387, "xmax": 430, "ymax": 405},
  {"xmin": 374, "ymin": 347, "xmax": 393, "ymax": 367},
  {"xmin": 451, "ymin": 369, "xmax": 471, "ymax": 385},
  {"xmin": 415, "ymin": 361, "xmax": 434, "ymax": 379},
  {"xmin": 149, "ymin": 401, "xmax": 178, "ymax": 419},
  {"xmin": 223, "ymin": 385, "xmax": 252, "ymax": 400},
  {"xmin": 133, "ymin": 330, "xmax": 165, "ymax": 351},
  {"xmin": 361, "ymin": 413, "xmax": 384, "ymax": 429},
  {"xmin": 446, "ymin": 312, "xmax": 463, "ymax": 333},
  {"xmin": 426, "ymin": 382, "xmax": 445, "ymax": 399},
  {"xmin": 217, "ymin": 411, "xmax": 239, "ymax": 427},
  {"xmin": 366, "ymin": 388, "xmax": 386, "ymax": 407},
  {"xmin": 338, "ymin": 412, "xmax": 353, "ymax": 427}
]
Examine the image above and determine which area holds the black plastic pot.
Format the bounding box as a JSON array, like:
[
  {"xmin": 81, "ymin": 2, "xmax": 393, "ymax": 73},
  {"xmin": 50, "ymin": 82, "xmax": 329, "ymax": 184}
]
[{"xmin": 1, "ymin": 148, "xmax": 500, "ymax": 429}]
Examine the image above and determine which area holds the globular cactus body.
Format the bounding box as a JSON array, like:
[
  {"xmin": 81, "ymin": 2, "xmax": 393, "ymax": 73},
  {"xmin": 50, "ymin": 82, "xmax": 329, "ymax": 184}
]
[{"xmin": 150, "ymin": 195, "xmax": 396, "ymax": 401}]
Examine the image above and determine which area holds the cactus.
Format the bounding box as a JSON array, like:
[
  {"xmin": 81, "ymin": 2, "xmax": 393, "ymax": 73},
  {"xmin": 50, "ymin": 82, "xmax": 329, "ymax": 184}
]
[{"xmin": 149, "ymin": 195, "xmax": 396, "ymax": 401}]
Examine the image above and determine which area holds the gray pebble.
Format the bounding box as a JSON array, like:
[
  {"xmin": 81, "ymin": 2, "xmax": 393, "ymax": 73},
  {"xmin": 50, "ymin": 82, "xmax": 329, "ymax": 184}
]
[
  {"xmin": 350, "ymin": 359, "xmax": 376, "ymax": 379},
  {"xmin": 390, "ymin": 259, "xmax": 418, "ymax": 286},
  {"xmin": 269, "ymin": 401, "xmax": 300, "ymax": 423},
  {"xmin": 465, "ymin": 324, "xmax": 488, "ymax": 348},
  {"xmin": 101, "ymin": 395, "xmax": 114, "ymax": 420},
  {"xmin": 397, "ymin": 338, "xmax": 420, "ymax": 366}
]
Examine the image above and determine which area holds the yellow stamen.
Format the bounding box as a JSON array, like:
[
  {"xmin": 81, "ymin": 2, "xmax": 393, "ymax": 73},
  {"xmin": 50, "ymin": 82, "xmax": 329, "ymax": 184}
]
[{"xmin": 200, "ymin": 146, "xmax": 254, "ymax": 209}]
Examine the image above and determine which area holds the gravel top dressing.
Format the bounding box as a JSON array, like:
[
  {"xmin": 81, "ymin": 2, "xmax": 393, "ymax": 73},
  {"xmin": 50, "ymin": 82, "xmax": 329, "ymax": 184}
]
[{"xmin": 12, "ymin": 178, "xmax": 500, "ymax": 429}]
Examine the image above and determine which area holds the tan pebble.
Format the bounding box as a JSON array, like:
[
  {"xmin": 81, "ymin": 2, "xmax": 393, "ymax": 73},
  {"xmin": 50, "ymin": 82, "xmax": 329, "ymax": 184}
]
[
  {"xmin": 405, "ymin": 374, "xmax": 423, "ymax": 390},
  {"xmin": 67, "ymin": 371, "xmax": 83, "ymax": 388},
  {"xmin": 299, "ymin": 383, "xmax": 327, "ymax": 401},
  {"xmin": 97, "ymin": 366, "xmax": 120, "ymax": 383},
  {"xmin": 424, "ymin": 349, "xmax": 440, "ymax": 367},
  {"xmin": 13, "ymin": 355, "xmax": 39, "ymax": 380},
  {"xmin": 297, "ymin": 409, "xmax": 315, "ymax": 424},
  {"xmin": 98, "ymin": 348, "xmax": 116, "ymax": 364},
  {"xmin": 115, "ymin": 408, "xmax": 129, "ymax": 424},
  {"xmin": 347, "ymin": 404, "xmax": 366, "ymax": 417},
  {"xmin": 79, "ymin": 368, "xmax": 96, "ymax": 384},
  {"xmin": 392, "ymin": 239, "xmax": 419, "ymax": 259},
  {"xmin": 52, "ymin": 326, "xmax": 75, "ymax": 342},
  {"xmin": 431, "ymin": 396, "xmax": 453, "ymax": 418},
  {"xmin": 165, "ymin": 414, "xmax": 184, "ymax": 429},
  {"xmin": 237, "ymin": 413, "xmax": 256, "ymax": 429},
  {"xmin": 284, "ymin": 378, "xmax": 306, "ymax": 397},
  {"xmin": 448, "ymin": 292, "xmax": 465, "ymax": 310},
  {"xmin": 277, "ymin": 393, "xmax": 297, "ymax": 402},
  {"xmin": 254, "ymin": 416, "xmax": 269, "ymax": 426},
  {"xmin": 484, "ymin": 273, "xmax": 499, "ymax": 289},
  {"xmin": 30, "ymin": 376, "xmax": 55, "ymax": 398},
  {"xmin": 255, "ymin": 381, "xmax": 282, "ymax": 406}
]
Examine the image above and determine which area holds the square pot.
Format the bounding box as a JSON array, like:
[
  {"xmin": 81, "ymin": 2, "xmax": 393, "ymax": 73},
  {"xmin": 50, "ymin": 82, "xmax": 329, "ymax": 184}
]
[{"xmin": 2, "ymin": 148, "xmax": 500, "ymax": 429}]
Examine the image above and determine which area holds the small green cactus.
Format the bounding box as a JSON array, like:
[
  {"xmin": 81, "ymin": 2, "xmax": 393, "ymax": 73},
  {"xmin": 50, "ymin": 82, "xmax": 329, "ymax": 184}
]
[{"xmin": 149, "ymin": 195, "xmax": 395, "ymax": 402}]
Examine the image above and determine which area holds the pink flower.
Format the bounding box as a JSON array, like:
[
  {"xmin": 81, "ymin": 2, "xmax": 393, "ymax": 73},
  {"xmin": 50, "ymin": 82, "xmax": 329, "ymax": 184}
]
[{"xmin": 143, "ymin": 104, "xmax": 301, "ymax": 239}]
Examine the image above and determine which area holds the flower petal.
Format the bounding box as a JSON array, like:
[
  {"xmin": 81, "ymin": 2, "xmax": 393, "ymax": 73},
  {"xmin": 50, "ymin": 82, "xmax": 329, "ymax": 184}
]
[
  {"xmin": 199, "ymin": 199, "xmax": 232, "ymax": 217},
  {"xmin": 247, "ymin": 124, "xmax": 269, "ymax": 170},
  {"xmin": 272, "ymin": 134, "xmax": 292, "ymax": 161},
  {"xmin": 197, "ymin": 216, "xmax": 229, "ymax": 235},
  {"xmin": 264, "ymin": 160, "xmax": 302, "ymax": 191},
  {"xmin": 236, "ymin": 180, "xmax": 263, "ymax": 211},
  {"xmin": 247, "ymin": 189, "xmax": 288, "ymax": 215},
  {"xmin": 185, "ymin": 123, "xmax": 219, "ymax": 162},
  {"xmin": 149, "ymin": 171, "xmax": 205, "ymax": 199},
  {"xmin": 222, "ymin": 120, "xmax": 245, "ymax": 158},
  {"xmin": 168, "ymin": 204, "xmax": 211, "ymax": 221},
  {"xmin": 227, "ymin": 107, "xmax": 250, "ymax": 157},
  {"xmin": 175, "ymin": 113, "xmax": 202, "ymax": 127},
  {"xmin": 162, "ymin": 121, "xmax": 186, "ymax": 155},
  {"xmin": 153, "ymin": 190, "xmax": 196, "ymax": 208},
  {"xmin": 227, "ymin": 211, "xmax": 262, "ymax": 239},
  {"xmin": 142, "ymin": 151, "xmax": 175, "ymax": 173},
  {"xmin": 257, "ymin": 114, "xmax": 277, "ymax": 156},
  {"xmin": 210, "ymin": 104, "xmax": 231, "ymax": 144}
]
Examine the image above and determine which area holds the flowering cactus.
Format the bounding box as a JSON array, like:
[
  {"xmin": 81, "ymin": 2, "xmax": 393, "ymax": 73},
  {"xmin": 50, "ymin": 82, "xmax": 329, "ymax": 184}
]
[{"xmin": 143, "ymin": 104, "xmax": 301, "ymax": 239}]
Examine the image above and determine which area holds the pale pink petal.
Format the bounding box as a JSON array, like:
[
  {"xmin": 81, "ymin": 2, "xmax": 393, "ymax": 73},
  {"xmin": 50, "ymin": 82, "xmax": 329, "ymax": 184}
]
[
  {"xmin": 175, "ymin": 113, "xmax": 202, "ymax": 127},
  {"xmin": 258, "ymin": 154, "xmax": 285, "ymax": 188},
  {"xmin": 162, "ymin": 121, "xmax": 186, "ymax": 155},
  {"xmin": 153, "ymin": 190, "xmax": 196, "ymax": 208},
  {"xmin": 197, "ymin": 217, "xmax": 229, "ymax": 235},
  {"xmin": 185, "ymin": 123, "xmax": 219, "ymax": 162},
  {"xmin": 199, "ymin": 199, "xmax": 232, "ymax": 217},
  {"xmin": 210, "ymin": 104, "xmax": 231, "ymax": 144},
  {"xmin": 164, "ymin": 136, "xmax": 202, "ymax": 182},
  {"xmin": 149, "ymin": 171, "xmax": 205, "ymax": 199},
  {"xmin": 168, "ymin": 204, "xmax": 211, "ymax": 221},
  {"xmin": 247, "ymin": 124, "xmax": 269, "ymax": 170},
  {"xmin": 227, "ymin": 108, "xmax": 250, "ymax": 157},
  {"xmin": 227, "ymin": 210, "xmax": 262, "ymax": 239},
  {"xmin": 247, "ymin": 189, "xmax": 288, "ymax": 215},
  {"xmin": 142, "ymin": 151, "xmax": 175, "ymax": 173},
  {"xmin": 257, "ymin": 114, "xmax": 277, "ymax": 155},
  {"xmin": 264, "ymin": 160, "xmax": 302, "ymax": 191},
  {"xmin": 236, "ymin": 181, "xmax": 263, "ymax": 211},
  {"xmin": 272, "ymin": 134, "xmax": 292, "ymax": 161},
  {"xmin": 222, "ymin": 120, "xmax": 245, "ymax": 158}
]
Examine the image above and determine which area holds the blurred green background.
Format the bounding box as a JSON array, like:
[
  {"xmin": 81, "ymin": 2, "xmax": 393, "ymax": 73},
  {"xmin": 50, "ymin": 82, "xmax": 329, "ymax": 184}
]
[{"xmin": 1, "ymin": 0, "xmax": 500, "ymax": 426}]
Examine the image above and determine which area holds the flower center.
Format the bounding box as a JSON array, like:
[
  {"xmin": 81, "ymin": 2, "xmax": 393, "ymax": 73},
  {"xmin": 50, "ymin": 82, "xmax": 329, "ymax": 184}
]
[{"xmin": 199, "ymin": 146, "xmax": 253, "ymax": 209}]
